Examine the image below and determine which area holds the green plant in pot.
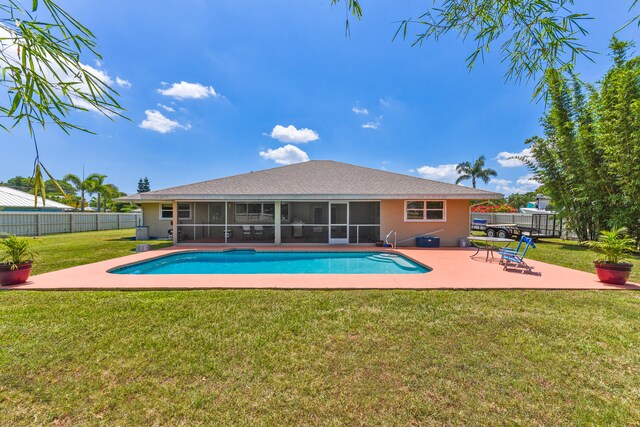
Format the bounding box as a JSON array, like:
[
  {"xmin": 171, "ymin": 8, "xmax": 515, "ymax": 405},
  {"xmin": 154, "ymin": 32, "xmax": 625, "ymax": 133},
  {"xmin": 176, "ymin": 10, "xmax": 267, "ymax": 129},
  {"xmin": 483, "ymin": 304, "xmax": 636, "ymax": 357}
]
[
  {"xmin": 0, "ymin": 235, "xmax": 37, "ymax": 286},
  {"xmin": 587, "ymin": 227, "xmax": 636, "ymax": 285}
]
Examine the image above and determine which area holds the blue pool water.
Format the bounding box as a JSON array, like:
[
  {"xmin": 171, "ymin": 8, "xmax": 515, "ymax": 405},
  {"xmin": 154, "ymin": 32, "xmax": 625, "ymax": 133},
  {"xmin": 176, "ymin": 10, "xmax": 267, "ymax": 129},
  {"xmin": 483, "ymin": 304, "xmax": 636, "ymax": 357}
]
[{"xmin": 110, "ymin": 250, "xmax": 430, "ymax": 275}]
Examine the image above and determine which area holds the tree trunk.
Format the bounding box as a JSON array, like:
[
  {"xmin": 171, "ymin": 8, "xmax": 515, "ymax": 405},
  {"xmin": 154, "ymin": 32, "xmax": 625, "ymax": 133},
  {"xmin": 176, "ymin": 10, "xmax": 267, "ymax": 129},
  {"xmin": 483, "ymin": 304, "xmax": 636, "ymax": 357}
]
[
  {"xmin": 472, "ymin": 177, "xmax": 477, "ymax": 188},
  {"xmin": 80, "ymin": 190, "xmax": 85, "ymax": 212}
]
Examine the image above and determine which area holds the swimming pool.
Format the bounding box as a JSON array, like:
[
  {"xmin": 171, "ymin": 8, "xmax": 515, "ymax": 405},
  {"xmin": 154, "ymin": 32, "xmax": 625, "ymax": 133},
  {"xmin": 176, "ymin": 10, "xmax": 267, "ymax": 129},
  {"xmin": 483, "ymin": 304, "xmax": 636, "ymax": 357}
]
[{"xmin": 109, "ymin": 250, "xmax": 430, "ymax": 275}]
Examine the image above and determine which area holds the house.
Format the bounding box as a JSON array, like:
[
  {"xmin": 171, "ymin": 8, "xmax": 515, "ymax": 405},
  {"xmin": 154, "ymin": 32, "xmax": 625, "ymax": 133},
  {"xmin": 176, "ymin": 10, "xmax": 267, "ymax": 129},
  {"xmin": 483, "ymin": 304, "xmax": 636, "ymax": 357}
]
[
  {"xmin": 0, "ymin": 186, "xmax": 72, "ymax": 212},
  {"xmin": 118, "ymin": 161, "xmax": 501, "ymax": 246}
]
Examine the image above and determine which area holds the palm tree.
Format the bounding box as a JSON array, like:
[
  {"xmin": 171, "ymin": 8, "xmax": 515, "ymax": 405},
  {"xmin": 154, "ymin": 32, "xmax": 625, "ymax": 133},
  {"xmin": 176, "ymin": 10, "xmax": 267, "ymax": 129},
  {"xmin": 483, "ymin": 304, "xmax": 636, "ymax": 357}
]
[
  {"xmin": 455, "ymin": 155, "xmax": 497, "ymax": 188},
  {"xmin": 101, "ymin": 183, "xmax": 122, "ymax": 212},
  {"xmin": 86, "ymin": 173, "xmax": 108, "ymax": 212},
  {"xmin": 63, "ymin": 173, "xmax": 93, "ymax": 211}
]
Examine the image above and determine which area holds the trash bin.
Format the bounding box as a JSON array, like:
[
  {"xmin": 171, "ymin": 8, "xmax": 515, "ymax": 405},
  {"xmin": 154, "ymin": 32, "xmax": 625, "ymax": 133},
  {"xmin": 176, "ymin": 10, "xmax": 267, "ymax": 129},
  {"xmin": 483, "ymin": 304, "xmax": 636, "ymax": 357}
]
[
  {"xmin": 135, "ymin": 226, "xmax": 149, "ymax": 240},
  {"xmin": 416, "ymin": 236, "xmax": 440, "ymax": 248},
  {"xmin": 458, "ymin": 238, "xmax": 469, "ymax": 248}
]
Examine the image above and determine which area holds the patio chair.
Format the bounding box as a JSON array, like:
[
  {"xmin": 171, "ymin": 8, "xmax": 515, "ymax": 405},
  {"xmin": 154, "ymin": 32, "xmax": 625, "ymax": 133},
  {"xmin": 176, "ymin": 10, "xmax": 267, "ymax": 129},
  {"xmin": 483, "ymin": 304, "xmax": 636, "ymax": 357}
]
[
  {"xmin": 242, "ymin": 226, "xmax": 252, "ymax": 240},
  {"xmin": 253, "ymin": 225, "xmax": 265, "ymax": 240},
  {"xmin": 500, "ymin": 236, "xmax": 536, "ymax": 272},
  {"xmin": 498, "ymin": 235, "xmax": 527, "ymax": 256}
]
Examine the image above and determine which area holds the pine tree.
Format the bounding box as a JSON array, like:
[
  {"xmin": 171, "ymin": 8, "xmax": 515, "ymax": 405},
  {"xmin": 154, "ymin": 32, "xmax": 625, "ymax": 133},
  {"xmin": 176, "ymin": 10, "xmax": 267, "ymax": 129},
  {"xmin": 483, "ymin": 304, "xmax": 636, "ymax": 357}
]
[{"xmin": 137, "ymin": 177, "xmax": 151, "ymax": 193}]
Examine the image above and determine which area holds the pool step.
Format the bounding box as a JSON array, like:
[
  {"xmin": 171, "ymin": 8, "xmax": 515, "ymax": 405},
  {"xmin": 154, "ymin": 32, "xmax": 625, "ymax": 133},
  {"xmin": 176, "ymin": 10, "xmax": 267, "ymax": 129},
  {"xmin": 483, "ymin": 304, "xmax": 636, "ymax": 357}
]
[{"xmin": 367, "ymin": 253, "xmax": 419, "ymax": 271}]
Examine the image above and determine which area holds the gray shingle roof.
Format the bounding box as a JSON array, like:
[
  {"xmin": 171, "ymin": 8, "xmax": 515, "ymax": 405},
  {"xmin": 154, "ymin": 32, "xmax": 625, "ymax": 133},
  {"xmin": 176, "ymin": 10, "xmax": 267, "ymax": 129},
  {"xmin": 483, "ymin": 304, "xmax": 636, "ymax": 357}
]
[{"xmin": 118, "ymin": 160, "xmax": 502, "ymax": 201}]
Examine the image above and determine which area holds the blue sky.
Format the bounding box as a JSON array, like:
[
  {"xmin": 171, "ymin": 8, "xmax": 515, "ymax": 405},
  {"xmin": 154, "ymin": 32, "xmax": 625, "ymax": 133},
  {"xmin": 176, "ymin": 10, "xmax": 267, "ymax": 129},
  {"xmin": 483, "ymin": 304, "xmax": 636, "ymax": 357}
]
[{"xmin": 3, "ymin": 0, "xmax": 638, "ymax": 195}]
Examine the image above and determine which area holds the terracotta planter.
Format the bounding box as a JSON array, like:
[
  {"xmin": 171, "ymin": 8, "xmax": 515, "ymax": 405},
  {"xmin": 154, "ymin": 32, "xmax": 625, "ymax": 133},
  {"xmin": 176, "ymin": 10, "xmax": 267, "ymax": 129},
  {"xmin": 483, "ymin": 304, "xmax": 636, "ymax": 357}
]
[
  {"xmin": 0, "ymin": 262, "xmax": 32, "ymax": 286},
  {"xmin": 594, "ymin": 261, "xmax": 633, "ymax": 285}
]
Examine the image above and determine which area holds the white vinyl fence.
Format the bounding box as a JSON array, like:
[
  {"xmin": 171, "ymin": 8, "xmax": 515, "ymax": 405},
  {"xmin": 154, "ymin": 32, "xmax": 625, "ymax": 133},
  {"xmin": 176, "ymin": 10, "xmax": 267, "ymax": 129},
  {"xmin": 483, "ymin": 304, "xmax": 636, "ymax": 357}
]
[{"xmin": 0, "ymin": 212, "xmax": 142, "ymax": 236}]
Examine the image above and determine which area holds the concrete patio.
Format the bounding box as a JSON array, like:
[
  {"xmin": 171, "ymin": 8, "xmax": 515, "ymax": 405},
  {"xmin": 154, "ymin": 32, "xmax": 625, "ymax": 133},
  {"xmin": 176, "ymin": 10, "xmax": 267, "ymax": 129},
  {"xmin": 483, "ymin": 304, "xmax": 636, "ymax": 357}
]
[{"xmin": 3, "ymin": 246, "xmax": 639, "ymax": 291}]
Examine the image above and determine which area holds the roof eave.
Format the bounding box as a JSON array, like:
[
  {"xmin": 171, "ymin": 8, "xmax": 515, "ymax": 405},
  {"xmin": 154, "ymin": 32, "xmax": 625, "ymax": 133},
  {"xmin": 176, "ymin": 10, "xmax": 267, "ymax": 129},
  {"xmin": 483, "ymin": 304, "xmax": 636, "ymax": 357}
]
[{"xmin": 119, "ymin": 192, "xmax": 503, "ymax": 202}]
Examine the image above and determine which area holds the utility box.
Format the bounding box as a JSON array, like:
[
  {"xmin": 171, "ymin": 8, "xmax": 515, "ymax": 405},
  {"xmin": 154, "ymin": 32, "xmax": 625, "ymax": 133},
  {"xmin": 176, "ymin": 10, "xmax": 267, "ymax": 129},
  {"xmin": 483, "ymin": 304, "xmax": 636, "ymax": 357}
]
[
  {"xmin": 416, "ymin": 236, "xmax": 440, "ymax": 248},
  {"xmin": 136, "ymin": 243, "xmax": 151, "ymax": 252},
  {"xmin": 136, "ymin": 226, "xmax": 149, "ymax": 240}
]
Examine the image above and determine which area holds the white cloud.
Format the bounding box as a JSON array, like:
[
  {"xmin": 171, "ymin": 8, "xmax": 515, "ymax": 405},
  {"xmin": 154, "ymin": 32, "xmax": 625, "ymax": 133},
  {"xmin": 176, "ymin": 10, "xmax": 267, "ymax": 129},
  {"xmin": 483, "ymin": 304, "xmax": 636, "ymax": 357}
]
[
  {"xmin": 80, "ymin": 64, "xmax": 113, "ymax": 86},
  {"xmin": 492, "ymin": 178, "xmax": 512, "ymax": 186},
  {"xmin": 139, "ymin": 110, "xmax": 191, "ymax": 134},
  {"xmin": 379, "ymin": 98, "xmax": 391, "ymax": 107},
  {"xmin": 0, "ymin": 27, "xmax": 109, "ymax": 99},
  {"xmin": 496, "ymin": 147, "xmax": 533, "ymax": 167},
  {"xmin": 0, "ymin": 26, "xmax": 131, "ymax": 117},
  {"xmin": 158, "ymin": 81, "xmax": 218, "ymax": 100},
  {"xmin": 494, "ymin": 174, "xmax": 541, "ymax": 194},
  {"xmin": 115, "ymin": 76, "xmax": 132, "ymax": 88},
  {"xmin": 352, "ymin": 107, "xmax": 369, "ymax": 115},
  {"xmin": 516, "ymin": 174, "xmax": 541, "ymax": 188},
  {"xmin": 157, "ymin": 103, "xmax": 175, "ymax": 112},
  {"xmin": 270, "ymin": 125, "xmax": 319, "ymax": 144},
  {"xmin": 259, "ymin": 144, "xmax": 309, "ymax": 165},
  {"xmin": 362, "ymin": 121, "xmax": 379, "ymax": 129},
  {"xmin": 416, "ymin": 164, "xmax": 459, "ymax": 183}
]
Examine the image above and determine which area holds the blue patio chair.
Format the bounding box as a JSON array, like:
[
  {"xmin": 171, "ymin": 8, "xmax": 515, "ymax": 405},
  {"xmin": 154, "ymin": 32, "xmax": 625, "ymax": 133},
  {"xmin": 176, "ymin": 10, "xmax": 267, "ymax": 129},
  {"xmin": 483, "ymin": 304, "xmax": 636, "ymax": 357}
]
[
  {"xmin": 500, "ymin": 236, "xmax": 536, "ymax": 272},
  {"xmin": 498, "ymin": 235, "xmax": 527, "ymax": 256}
]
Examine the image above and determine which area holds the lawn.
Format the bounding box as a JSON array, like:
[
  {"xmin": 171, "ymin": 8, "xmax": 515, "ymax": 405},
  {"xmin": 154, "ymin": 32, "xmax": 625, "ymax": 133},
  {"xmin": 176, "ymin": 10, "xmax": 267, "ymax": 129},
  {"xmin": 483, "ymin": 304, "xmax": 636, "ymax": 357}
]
[
  {"xmin": 526, "ymin": 238, "xmax": 640, "ymax": 284},
  {"xmin": 2, "ymin": 231, "xmax": 640, "ymax": 424},
  {"xmin": 26, "ymin": 229, "xmax": 172, "ymax": 276},
  {"xmin": 1, "ymin": 290, "xmax": 639, "ymax": 425},
  {"xmin": 468, "ymin": 234, "xmax": 640, "ymax": 284}
]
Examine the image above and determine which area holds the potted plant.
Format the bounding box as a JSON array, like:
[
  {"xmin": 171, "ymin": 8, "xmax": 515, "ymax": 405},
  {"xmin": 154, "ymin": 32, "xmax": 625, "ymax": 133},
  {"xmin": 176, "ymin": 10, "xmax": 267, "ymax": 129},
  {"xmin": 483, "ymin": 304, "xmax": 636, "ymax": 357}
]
[
  {"xmin": 0, "ymin": 235, "xmax": 37, "ymax": 286},
  {"xmin": 587, "ymin": 227, "xmax": 636, "ymax": 285}
]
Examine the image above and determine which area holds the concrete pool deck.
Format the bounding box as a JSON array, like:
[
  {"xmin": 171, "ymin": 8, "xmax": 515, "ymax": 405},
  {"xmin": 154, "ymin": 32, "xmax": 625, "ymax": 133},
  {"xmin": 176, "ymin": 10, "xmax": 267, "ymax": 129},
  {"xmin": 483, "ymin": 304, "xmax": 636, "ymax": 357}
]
[{"xmin": 3, "ymin": 246, "xmax": 639, "ymax": 291}]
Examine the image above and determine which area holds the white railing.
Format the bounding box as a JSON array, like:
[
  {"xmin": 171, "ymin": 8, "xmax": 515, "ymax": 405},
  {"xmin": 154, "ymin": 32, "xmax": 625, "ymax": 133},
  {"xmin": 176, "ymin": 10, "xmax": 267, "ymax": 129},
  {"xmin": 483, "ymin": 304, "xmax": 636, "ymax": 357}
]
[
  {"xmin": 385, "ymin": 229, "xmax": 397, "ymax": 249},
  {"xmin": 0, "ymin": 212, "xmax": 142, "ymax": 236}
]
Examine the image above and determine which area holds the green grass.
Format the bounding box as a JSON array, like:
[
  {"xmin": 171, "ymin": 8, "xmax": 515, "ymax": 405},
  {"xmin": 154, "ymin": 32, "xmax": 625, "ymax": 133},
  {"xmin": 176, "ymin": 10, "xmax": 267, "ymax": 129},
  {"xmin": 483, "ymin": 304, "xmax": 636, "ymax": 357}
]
[
  {"xmin": 2, "ymin": 231, "xmax": 640, "ymax": 423},
  {"xmin": 526, "ymin": 238, "xmax": 640, "ymax": 283},
  {"xmin": 26, "ymin": 229, "xmax": 172, "ymax": 275},
  {"xmin": 1, "ymin": 290, "xmax": 639, "ymax": 425},
  {"xmin": 469, "ymin": 233, "xmax": 640, "ymax": 283}
]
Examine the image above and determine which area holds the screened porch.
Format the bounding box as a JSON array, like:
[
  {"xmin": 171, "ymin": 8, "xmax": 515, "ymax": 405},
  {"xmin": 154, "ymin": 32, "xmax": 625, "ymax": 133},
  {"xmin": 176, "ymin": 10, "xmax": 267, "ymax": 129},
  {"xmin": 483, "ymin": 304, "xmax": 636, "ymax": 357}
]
[{"xmin": 173, "ymin": 201, "xmax": 380, "ymax": 244}]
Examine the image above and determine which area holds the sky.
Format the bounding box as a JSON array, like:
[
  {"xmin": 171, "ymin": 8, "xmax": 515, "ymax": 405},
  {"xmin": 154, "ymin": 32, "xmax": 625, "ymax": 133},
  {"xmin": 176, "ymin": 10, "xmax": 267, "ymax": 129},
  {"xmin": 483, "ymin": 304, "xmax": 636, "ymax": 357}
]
[{"xmin": 2, "ymin": 0, "xmax": 638, "ymax": 195}]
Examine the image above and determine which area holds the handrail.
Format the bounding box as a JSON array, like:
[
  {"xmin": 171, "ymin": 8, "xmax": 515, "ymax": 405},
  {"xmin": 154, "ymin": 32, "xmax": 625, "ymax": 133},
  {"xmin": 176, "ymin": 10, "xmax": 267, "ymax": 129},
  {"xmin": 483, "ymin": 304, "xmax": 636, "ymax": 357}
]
[
  {"xmin": 385, "ymin": 229, "xmax": 396, "ymax": 249},
  {"xmin": 395, "ymin": 228, "xmax": 446, "ymax": 245}
]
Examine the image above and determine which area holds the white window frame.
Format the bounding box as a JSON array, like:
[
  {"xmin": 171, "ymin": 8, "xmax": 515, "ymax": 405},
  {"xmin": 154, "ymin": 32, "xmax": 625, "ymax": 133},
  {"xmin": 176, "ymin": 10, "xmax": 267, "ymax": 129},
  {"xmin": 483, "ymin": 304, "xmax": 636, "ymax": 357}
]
[
  {"xmin": 159, "ymin": 203, "xmax": 192, "ymax": 220},
  {"xmin": 404, "ymin": 200, "xmax": 446, "ymax": 222}
]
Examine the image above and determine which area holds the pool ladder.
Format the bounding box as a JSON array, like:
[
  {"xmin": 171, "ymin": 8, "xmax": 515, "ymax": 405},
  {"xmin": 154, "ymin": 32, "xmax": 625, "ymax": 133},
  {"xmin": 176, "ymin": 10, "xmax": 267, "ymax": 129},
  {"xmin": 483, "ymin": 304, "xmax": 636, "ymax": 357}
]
[
  {"xmin": 385, "ymin": 228, "xmax": 446, "ymax": 249},
  {"xmin": 385, "ymin": 230, "xmax": 397, "ymax": 249}
]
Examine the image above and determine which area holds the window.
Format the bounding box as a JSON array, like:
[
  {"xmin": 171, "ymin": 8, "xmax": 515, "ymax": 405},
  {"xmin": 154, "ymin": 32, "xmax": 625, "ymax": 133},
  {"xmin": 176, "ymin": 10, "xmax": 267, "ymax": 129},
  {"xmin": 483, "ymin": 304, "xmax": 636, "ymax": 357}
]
[
  {"xmin": 159, "ymin": 203, "xmax": 192, "ymax": 220},
  {"xmin": 160, "ymin": 204, "xmax": 172, "ymax": 219},
  {"xmin": 234, "ymin": 203, "xmax": 275, "ymax": 223},
  {"xmin": 404, "ymin": 200, "xmax": 445, "ymax": 222}
]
